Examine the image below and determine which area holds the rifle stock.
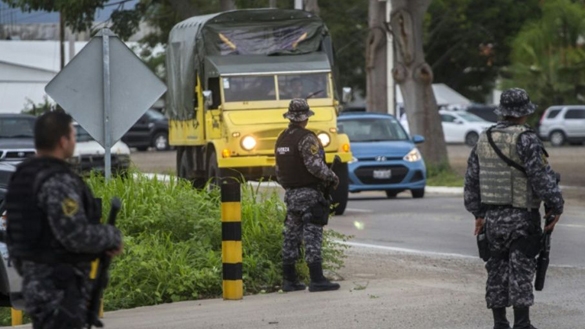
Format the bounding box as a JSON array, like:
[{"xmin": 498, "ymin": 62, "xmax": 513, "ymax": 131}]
[
  {"xmin": 86, "ymin": 197, "xmax": 121, "ymax": 328},
  {"xmin": 535, "ymin": 173, "xmax": 560, "ymax": 292}
]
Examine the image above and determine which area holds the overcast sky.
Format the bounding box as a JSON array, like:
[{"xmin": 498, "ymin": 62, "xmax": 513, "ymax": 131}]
[{"xmin": 0, "ymin": 0, "xmax": 139, "ymax": 25}]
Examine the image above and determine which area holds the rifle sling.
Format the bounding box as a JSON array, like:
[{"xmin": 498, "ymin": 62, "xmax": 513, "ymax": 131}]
[{"xmin": 486, "ymin": 127, "xmax": 526, "ymax": 174}]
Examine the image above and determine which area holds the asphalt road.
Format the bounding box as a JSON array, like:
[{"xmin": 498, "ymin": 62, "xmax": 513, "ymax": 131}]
[{"xmin": 332, "ymin": 191, "xmax": 585, "ymax": 267}]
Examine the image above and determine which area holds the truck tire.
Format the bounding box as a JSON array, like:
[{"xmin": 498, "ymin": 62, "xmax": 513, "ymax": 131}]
[
  {"xmin": 207, "ymin": 151, "xmax": 220, "ymax": 189},
  {"xmin": 178, "ymin": 147, "xmax": 205, "ymax": 189},
  {"xmin": 331, "ymin": 162, "xmax": 349, "ymax": 215}
]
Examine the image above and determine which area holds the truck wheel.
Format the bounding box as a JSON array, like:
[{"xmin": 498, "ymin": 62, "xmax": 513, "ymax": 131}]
[
  {"xmin": 331, "ymin": 163, "xmax": 349, "ymax": 215},
  {"xmin": 178, "ymin": 147, "xmax": 205, "ymax": 189},
  {"xmin": 207, "ymin": 151, "xmax": 220, "ymax": 189}
]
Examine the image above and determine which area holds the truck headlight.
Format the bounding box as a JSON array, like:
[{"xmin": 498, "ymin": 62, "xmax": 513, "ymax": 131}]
[
  {"xmin": 404, "ymin": 148, "xmax": 422, "ymax": 162},
  {"xmin": 317, "ymin": 133, "xmax": 330, "ymax": 147},
  {"xmin": 241, "ymin": 136, "xmax": 257, "ymax": 151}
]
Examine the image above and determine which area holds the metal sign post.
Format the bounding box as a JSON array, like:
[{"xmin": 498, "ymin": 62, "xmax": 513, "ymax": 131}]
[{"xmin": 102, "ymin": 31, "xmax": 112, "ymax": 180}]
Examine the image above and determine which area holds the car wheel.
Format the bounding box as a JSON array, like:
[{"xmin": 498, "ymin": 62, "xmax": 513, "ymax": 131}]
[
  {"xmin": 465, "ymin": 132, "xmax": 479, "ymax": 147},
  {"xmin": 411, "ymin": 188, "xmax": 425, "ymax": 199},
  {"xmin": 153, "ymin": 132, "xmax": 170, "ymax": 151},
  {"xmin": 331, "ymin": 163, "xmax": 349, "ymax": 215},
  {"xmin": 385, "ymin": 190, "xmax": 399, "ymax": 198},
  {"xmin": 549, "ymin": 130, "xmax": 566, "ymax": 147}
]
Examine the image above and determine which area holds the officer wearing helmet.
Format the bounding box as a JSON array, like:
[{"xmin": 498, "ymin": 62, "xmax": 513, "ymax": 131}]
[
  {"xmin": 275, "ymin": 98, "xmax": 340, "ymax": 293},
  {"xmin": 464, "ymin": 88, "xmax": 564, "ymax": 329}
]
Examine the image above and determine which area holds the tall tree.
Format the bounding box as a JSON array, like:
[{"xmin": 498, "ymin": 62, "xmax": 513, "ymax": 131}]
[
  {"xmin": 390, "ymin": 0, "xmax": 448, "ymax": 166},
  {"xmin": 424, "ymin": 0, "xmax": 541, "ymax": 103},
  {"xmin": 502, "ymin": 0, "xmax": 585, "ymax": 125},
  {"xmin": 220, "ymin": 0, "xmax": 236, "ymax": 11},
  {"xmin": 304, "ymin": 0, "xmax": 319, "ymax": 15},
  {"xmin": 365, "ymin": 0, "xmax": 387, "ymax": 113}
]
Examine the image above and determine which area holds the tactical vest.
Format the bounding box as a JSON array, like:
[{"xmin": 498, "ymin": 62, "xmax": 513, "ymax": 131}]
[
  {"xmin": 5, "ymin": 157, "xmax": 102, "ymax": 264},
  {"xmin": 275, "ymin": 126, "xmax": 324, "ymax": 189},
  {"xmin": 476, "ymin": 125, "xmax": 541, "ymax": 209}
]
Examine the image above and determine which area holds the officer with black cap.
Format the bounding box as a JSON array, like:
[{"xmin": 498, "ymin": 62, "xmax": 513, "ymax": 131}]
[
  {"xmin": 4, "ymin": 110, "xmax": 123, "ymax": 329},
  {"xmin": 275, "ymin": 98, "xmax": 340, "ymax": 292},
  {"xmin": 464, "ymin": 88, "xmax": 564, "ymax": 329}
]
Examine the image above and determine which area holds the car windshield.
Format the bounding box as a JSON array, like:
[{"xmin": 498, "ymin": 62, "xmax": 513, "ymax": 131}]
[
  {"xmin": 0, "ymin": 118, "xmax": 35, "ymax": 138},
  {"xmin": 338, "ymin": 117, "xmax": 409, "ymax": 142},
  {"xmin": 222, "ymin": 72, "xmax": 330, "ymax": 103},
  {"xmin": 75, "ymin": 125, "xmax": 94, "ymax": 142},
  {"xmin": 457, "ymin": 112, "xmax": 486, "ymax": 122}
]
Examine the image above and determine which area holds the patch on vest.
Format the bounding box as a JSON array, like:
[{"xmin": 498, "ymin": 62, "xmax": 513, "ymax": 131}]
[
  {"xmin": 310, "ymin": 144, "xmax": 319, "ymax": 155},
  {"xmin": 61, "ymin": 198, "xmax": 79, "ymax": 217},
  {"xmin": 276, "ymin": 146, "xmax": 290, "ymax": 154}
]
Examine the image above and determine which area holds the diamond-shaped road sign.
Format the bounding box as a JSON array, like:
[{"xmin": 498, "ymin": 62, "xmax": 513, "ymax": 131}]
[{"xmin": 45, "ymin": 29, "xmax": 167, "ymax": 148}]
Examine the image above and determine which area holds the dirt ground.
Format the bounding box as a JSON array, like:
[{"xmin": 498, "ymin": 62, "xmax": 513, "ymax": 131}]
[{"xmin": 130, "ymin": 144, "xmax": 585, "ymax": 203}]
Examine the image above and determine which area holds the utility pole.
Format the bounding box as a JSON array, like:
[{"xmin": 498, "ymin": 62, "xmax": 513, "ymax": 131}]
[
  {"xmin": 294, "ymin": 0, "xmax": 303, "ymax": 10},
  {"xmin": 59, "ymin": 12, "xmax": 65, "ymax": 69}
]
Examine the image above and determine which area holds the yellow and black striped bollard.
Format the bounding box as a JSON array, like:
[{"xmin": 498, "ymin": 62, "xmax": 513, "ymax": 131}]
[{"xmin": 221, "ymin": 182, "xmax": 243, "ymax": 300}]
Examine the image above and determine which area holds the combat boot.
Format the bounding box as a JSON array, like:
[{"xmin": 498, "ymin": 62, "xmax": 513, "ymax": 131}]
[
  {"xmin": 513, "ymin": 307, "xmax": 537, "ymax": 329},
  {"xmin": 282, "ymin": 263, "xmax": 306, "ymax": 292},
  {"xmin": 308, "ymin": 262, "xmax": 340, "ymax": 292},
  {"xmin": 492, "ymin": 307, "xmax": 511, "ymax": 329}
]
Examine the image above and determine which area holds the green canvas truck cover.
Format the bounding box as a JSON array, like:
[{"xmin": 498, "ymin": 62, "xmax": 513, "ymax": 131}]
[{"xmin": 166, "ymin": 9, "xmax": 327, "ymax": 120}]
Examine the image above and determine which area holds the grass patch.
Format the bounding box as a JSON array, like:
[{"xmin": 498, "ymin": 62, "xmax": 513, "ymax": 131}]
[{"xmin": 426, "ymin": 163, "xmax": 464, "ymax": 187}]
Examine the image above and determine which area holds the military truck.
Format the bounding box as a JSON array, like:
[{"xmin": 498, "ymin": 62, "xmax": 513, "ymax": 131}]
[{"xmin": 166, "ymin": 9, "xmax": 352, "ymax": 214}]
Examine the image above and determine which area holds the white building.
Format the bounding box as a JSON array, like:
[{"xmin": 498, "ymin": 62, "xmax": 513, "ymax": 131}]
[{"xmin": 0, "ymin": 40, "xmax": 164, "ymax": 114}]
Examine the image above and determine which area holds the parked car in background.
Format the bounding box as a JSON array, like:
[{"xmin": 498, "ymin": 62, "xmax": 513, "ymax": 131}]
[
  {"xmin": 71, "ymin": 124, "xmax": 131, "ymax": 175},
  {"xmin": 121, "ymin": 109, "xmax": 169, "ymax": 151},
  {"xmin": 400, "ymin": 110, "xmax": 492, "ymax": 147},
  {"xmin": 538, "ymin": 106, "xmax": 585, "ymax": 147},
  {"xmin": 0, "ymin": 114, "xmax": 36, "ymax": 165},
  {"xmin": 0, "ymin": 163, "xmax": 16, "ymax": 203},
  {"xmin": 464, "ymin": 104, "xmax": 499, "ymax": 123},
  {"xmin": 338, "ymin": 111, "xmax": 426, "ymax": 199}
]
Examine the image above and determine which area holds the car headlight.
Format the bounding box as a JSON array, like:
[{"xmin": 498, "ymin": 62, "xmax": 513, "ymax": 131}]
[
  {"xmin": 404, "ymin": 148, "xmax": 422, "ymax": 162},
  {"xmin": 317, "ymin": 133, "xmax": 330, "ymax": 147},
  {"xmin": 241, "ymin": 136, "xmax": 257, "ymax": 151},
  {"xmin": 348, "ymin": 156, "xmax": 358, "ymax": 164}
]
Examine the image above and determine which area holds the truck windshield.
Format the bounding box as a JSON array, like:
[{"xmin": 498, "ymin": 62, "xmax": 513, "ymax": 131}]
[{"xmin": 222, "ymin": 73, "xmax": 330, "ymax": 103}]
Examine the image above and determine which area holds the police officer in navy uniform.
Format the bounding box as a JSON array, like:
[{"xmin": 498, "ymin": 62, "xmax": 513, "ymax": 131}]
[
  {"xmin": 5, "ymin": 110, "xmax": 123, "ymax": 329},
  {"xmin": 464, "ymin": 88, "xmax": 564, "ymax": 329},
  {"xmin": 275, "ymin": 98, "xmax": 340, "ymax": 292}
]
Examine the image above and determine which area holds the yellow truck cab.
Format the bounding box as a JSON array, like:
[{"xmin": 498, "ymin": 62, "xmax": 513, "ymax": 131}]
[{"xmin": 166, "ymin": 9, "xmax": 352, "ymax": 214}]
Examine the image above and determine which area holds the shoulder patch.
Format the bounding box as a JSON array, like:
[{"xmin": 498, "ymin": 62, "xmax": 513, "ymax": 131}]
[
  {"xmin": 310, "ymin": 143, "xmax": 319, "ymax": 155},
  {"xmin": 61, "ymin": 198, "xmax": 79, "ymax": 217}
]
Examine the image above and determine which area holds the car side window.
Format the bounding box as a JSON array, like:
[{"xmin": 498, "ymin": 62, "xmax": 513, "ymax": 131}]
[
  {"xmin": 547, "ymin": 109, "xmax": 561, "ymax": 118},
  {"xmin": 565, "ymin": 109, "xmax": 585, "ymax": 119},
  {"xmin": 441, "ymin": 114, "xmax": 456, "ymax": 123}
]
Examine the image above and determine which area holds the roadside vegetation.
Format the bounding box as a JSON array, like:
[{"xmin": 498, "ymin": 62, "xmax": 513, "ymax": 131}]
[
  {"xmin": 426, "ymin": 163, "xmax": 464, "ymax": 187},
  {"xmin": 86, "ymin": 172, "xmax": 350, "ymax": 311}
]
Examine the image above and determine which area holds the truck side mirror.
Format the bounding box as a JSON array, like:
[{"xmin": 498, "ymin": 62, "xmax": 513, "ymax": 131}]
[
  {"xmin": 203, "ymin": 90, "xmax": 213, "ymax": 109},
  {"xmin": 342, "ymin": 87, "xmax": 352, "ymax": 103}
]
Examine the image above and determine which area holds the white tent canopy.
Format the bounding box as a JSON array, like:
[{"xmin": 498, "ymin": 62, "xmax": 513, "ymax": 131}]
[{"xmin": 395, "ymin": 83, "xmax": 471, "ymax": 107}]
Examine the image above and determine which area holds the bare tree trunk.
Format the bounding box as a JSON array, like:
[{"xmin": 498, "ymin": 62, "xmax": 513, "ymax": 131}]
[
  {"xmin": 220, "ymin": 0, "xmax": 236, "ymax": 11},
  {"xmin": 390, "ymin": 0, "xmax": 449, "ymax": 166},
  {"xmin": 366, "ymin": 0, "xmax": 388, "ymax": 113},
  {"xmin": 303, "ymin": 0, "xmax": 320, "ymax": 15},
  {"xmin": 59, "ymin": 12, "xmax": 65, "ymax": 69},
  {"xmin": 269, "ymin": 0, "xmax": 277, "ymax": 8}
]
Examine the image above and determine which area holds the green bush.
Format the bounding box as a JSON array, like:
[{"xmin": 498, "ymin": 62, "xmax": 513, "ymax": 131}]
[{"xmin": 86, "ymin": 173, "xmax": 350, "ymax": 311}]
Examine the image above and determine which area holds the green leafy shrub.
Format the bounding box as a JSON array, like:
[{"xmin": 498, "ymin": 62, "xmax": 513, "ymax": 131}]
[{"xmin": 86, "ymin": 173, "xmax": 350, "ymax": 311}]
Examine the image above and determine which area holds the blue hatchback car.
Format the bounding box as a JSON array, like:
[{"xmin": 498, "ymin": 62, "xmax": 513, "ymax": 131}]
[{"xmin": 337, "ymin": 111, "xmax": 427, "ymax": 198}]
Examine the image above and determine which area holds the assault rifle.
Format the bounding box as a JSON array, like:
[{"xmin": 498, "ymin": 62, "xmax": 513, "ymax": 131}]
[
  {"xmin": 325, "ymin": 155, "xmax": 342, "ymax": 204},
  {"xmin": 87, "ymin": 197, "xmax": 121, "ymax": 328},
  {"xmin": 535, "ymin": 173, "xmax": 561, "ymax": 291}
]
